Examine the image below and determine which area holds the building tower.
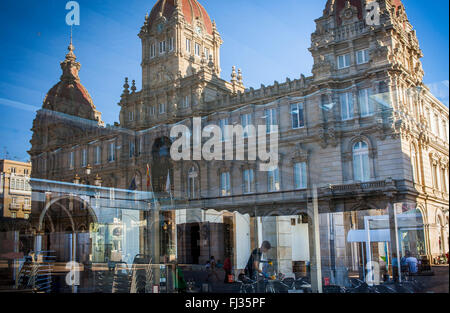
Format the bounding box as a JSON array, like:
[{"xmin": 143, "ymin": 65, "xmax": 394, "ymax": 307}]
[{"xmin": 119, "ymin": 0, "xmax": 244, "ymax": 130}]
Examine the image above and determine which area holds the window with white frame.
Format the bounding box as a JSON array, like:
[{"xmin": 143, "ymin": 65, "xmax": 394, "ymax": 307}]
[
  {"xmin": 337, "ymin": 53, "xmax": 351, "ymax": 69},
  {"xmin": 353, "ymin": 141, "xmax": 370, "ymax": 182},
  {"xmin": 204, "ymin": 47, "xmax": 210, "ymax": 59},
  {"xmin": 69, "ymin": 151, "xmax": 74, "ymax": 169},
  {"xmin": 219, "ymin": 118, "xmax": 229, "ymax": 142},
  {"xmin": 24, "ymin": 198, "xmax": 30, "ymax": 207},
  {"xmin": 340, "ymin": 92, "xmax": 354, "ymax": 120},
  {"xmin": 358, "ymin": 88, "xmax": 373, "ymax": 117},
  {"xmin": 186, "ymin": 38, "xmax": 191, "ymax": 53},
  {"xmin": 243, "ymin": 169, "xmax": 254, "ymax": 194},
  {"xmin": 241, "ymin": 113, "xmax": 253, "ymax": 138},
  {"xmin": 25, "ymin": 179, "xmax": 31, "ymax": 191},
  {"xmin": 10, "ymin": 178, "xmax": 16, "ymax": 190},
  {"xmin": 268, "ymin": 167, "xmax": 280, "ymax": 192},
  {"xmin": 95, "ymin": 146, "xmax": 101, "ymax": 165},
  {"xmin": 24, "ymin": 169, "xmax": 29, "ymax": 176},
  {"xmin": 195, "ymin": 43, "xmax": 201, "ymax": 56},
  {"xmin": 356, "ymin": 49, "xmax": 370, "ymax": 64},
  {"xmin": 188, "ymin": 166, "xmax": 198, "ymax": 198},
  {"xmin": 291, "ymin": 103, "xmax": 305, "ymax": 129},
  {"xmin": 108, "ymin": 142, "xmax": 116, "ymax": 162},
  {"xmin": 10, "ymin": 167, "xmax": 16, "ymax": 174},
  {"xmin": 265, "ymin": 108, "xmax": 278, "ymax": 134},
  {"xmin": 442, "ymin": 120, "xmax": 448, "ymax": 141},
  {"xmin": 220, "ymin": 172, "xmax": 231, "ymax": 196},
  {"xmin": 168, "ymin": 37, "xmax": 174, "ymax": 52},
  {"xmin": 150, "ymin": 43, "xmax": 156, "ymax": 58},
  {"xmin": 81, "ymin": 149, "xmax": 87, "ymax": 167},
  {"xmin": 159, "ymin": 103, "xmax": 166, "ymax": 114},
  {"xmin": 159, "ymin": 40, "xmax": 166, "ymax": 54},
  {"xmin": 434, "ymin": 114, "xmax": 440, "ymax": 137},
  {"xmin": 294, "ymin": 162, "xmax": 307, "ymax": 189},
  {"xmin": 129, "ymin": 111, "xmax": 134, "ymax": 121}
]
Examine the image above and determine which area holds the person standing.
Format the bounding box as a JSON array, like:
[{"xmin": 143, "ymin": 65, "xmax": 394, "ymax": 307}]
[
  {"xmin": 223, "ymin": 257, "xmax": 232, "ymax": 283},
  {"xmin": 245, "ymin": 241, "xmax": 272, "ymax": 280}
]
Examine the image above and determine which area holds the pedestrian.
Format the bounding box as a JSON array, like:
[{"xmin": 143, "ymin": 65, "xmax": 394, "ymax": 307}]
[
  {"xmin": 206, "ymin": 256, "xmax": 220, "ymax": 282},
  {"xmin": 223, "ymin": 257, "xmax": 232, "ymax": 283}
]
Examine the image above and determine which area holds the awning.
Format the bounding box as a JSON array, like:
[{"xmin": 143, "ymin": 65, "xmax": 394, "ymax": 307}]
[{"xmin": 347, "ymin": 229, "xmax": 391, "ymax": 243}]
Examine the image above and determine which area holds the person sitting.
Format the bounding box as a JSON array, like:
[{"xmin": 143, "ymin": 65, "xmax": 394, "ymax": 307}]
[{"xmin": 405, "ymin": 251, "xmax": 419, "ymax": 275}]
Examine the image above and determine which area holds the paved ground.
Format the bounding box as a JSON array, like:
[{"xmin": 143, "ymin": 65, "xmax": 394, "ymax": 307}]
[{"xmin": 416, "ymin": 265, "xmax": 449, "ymax": 293}]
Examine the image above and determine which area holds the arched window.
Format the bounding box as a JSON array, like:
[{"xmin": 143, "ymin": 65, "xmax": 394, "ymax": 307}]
[
  {"xmin": 187, "ymin": 166, "xmax": 198, "ymax": 199},
  {"xmin": 353, "ymin": 141, "xmax": 370, "ymax": 182}
]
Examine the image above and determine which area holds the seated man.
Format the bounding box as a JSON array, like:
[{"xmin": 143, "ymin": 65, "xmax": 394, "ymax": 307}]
[{"xmin": 405, "ymin": 251, "xmax": 419, "ymax": 275}]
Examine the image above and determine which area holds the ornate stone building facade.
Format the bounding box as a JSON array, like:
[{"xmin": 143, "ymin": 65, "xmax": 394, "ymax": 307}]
[{"xmin": 29, "ymin": 0, "xmax": 448, "ymax": 284}]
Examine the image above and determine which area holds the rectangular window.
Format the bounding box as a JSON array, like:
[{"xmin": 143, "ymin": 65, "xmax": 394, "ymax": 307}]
[
  {"xmin": 17, "ymin": 179, "xmax": 24, "ymax": 190},
  {"xmin": 150, "ymin": 43, "xmax": 156, "ymax": 58},
  {"xmin": 434, "ymin": 114, "xmax": 440, "ymax": 137},
  {"xmin": 69, "ymin": 151, "xmax": 74, "ymax": 169},
  {"xmin": 25, "ymin": 179, "xmax": 31, "ymax": 191},
  {"xmin": 10, "ymin": 178, "xmax": 16, "ymax": 190},
  {"xmin": 294, "ymin": 162, "xmax": 307, "ymax": 189},
  {"xmin": 108, "ymin": 142, "xmax": 116, "ymax": 162},
  {"xmin": 340, "ymin": 92, "xmax": 354, "ymax": 120},
  {"xmin": 159, "ymin": 103, "xmax": 166, "ymax": 114},
  {"xmin": 183, "ymin": 95, "xmax": 190, "ymax": 108},
  {"xmin": 139, "ymin": 137, "xmax": 144, "ymax": 155},
  {"xmin": 129, "ymin": 141, "xmax": 135, "ymax": 158},
  {"xmin": 358, "ymin": 88, "xmax": 373, "ymax": 117},
  {"xmin": 129, "ymin": 111, "xmax": 134, "ymax": 121},
  {"xmin": 265, "ymin": 108, "xmax": 278, "ymax": 134},
  {"xmin": 24, "ymin": 169, "xmax": 29, "ymax": 176},
  {"xmin": 11, "ymin": 197, "xmax": 17, "ymax": 205},
  {"xmin": 268, "ymin": 168, "xmax": 280, "ymax": 192},
  {"xmin": 291, "ymin": 103, "xmax": 305, "ymax": 129},
  {"xmin": 442, "ymin": 121, "xmax": 448, "ymax": 141},
  {"xmin": 241, "ymin": 113, "xmax": 253, "ymax": 138},
  {"xmin": 195, "ymin": 43, "xmax": 201, "ymax": 56},
  {"xmin": 24, "ymin": 198, "xmax": 30, "ymax": 207},
  {"xmin": 204, "ymin": 47, "xmax": 210, "ymax": 59},
  {"xmin": 338, "ymin": 53, "xmax": 351, "ymax": 69},
  {"xmin": 10, "ymin": 167, "xmax": 16, "ymax": 174},
  {"xmin": 243, "ymin": 169, "xmax": 254, "ymax": 194},
  {"xmin": 219, "ymin": 118, "xmax": 229, "ymax": 142},
  {"xmin": 186, "ymin": 38, "xmax": 191, "ymax": 53},
  {"xmin": 168, "ymin": 37, "xmax": 174, "ymax": 52},
  {"xmin": 95, "ymin": 146, "xmax": 101, "ymax": 165},
  {"xmin": 81, "ymin": 149, "xmax": 87, "ymax": 167},
  {"xmin": 220, "ymin": 172, "xmax": 231, "ymax": 196},
  {"xmin": 356, "ymin": 49, "xmax": 370, "ymax": 64},
  {"xmin": 159, "ymin": 41, "xmax": 166, "ymax": 54},
  {"xmin": 148, "ymin": 105, "xmax": 155, "ymax": 116}
]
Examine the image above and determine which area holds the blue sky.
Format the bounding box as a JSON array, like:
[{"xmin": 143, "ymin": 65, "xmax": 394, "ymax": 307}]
[{"xmin": 0, "ymin": 0, "xmax": 448, "ymax": 162}]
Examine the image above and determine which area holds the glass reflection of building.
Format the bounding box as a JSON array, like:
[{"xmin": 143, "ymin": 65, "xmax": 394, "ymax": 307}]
[{"xmin": 0, "ymin": 0, "xmax": 448, "ymax": 293}]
